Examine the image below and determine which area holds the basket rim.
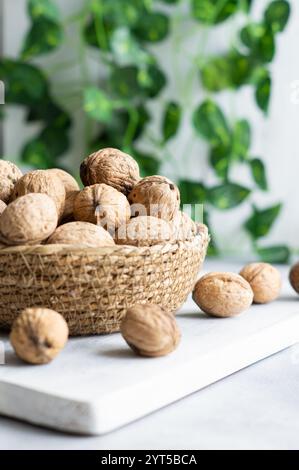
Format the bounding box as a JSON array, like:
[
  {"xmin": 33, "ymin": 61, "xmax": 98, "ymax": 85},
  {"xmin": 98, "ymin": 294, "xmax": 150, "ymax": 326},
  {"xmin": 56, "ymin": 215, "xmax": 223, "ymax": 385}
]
[{"xmin": 0, "ymin": 227, "xmax": 209, "ymax": 257}]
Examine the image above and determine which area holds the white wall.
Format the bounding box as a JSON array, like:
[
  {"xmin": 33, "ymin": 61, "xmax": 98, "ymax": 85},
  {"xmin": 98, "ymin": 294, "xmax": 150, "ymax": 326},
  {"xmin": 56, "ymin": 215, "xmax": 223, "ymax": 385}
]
[{"xmin": 3, "ymin": 0, "xmax": 299, "ymax": 254}]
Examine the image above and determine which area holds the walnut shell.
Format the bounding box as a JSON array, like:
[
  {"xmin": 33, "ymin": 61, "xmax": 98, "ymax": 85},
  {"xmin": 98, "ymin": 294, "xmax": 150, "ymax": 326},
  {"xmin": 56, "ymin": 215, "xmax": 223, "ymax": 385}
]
[
  {"xmin": 80, "ymin": 147, "xmax": 140, "ymax": 195},
  {"xmin": 193, "ymin": 272, "xmax": 253, "ymax": 318},
  {"xmin": 121, "ymin": 304, "xmax": 181, "ymax": 357},
  {"xmin": 0, "ymin": 200, "xmax": 7, "ymax": 216},
  {"xmin": 47, "ymin": 169, "xmax": 80, "ymax": 220},
  {"xmin": 240, "ymin": 262, "xmax": 281, "ymax": 304},
  {"xmin": 47, "ymin": 221, "xmax": 115, "ymax": 247},
  {"xmin": 171, "ymin": 211, "xmax": 197, "ymax": 241},
  {"xmin": 289, "ymin": 262, "xmax": 299, "ymax": 294},
  {"xmin": 116, "ymin": 215, "xmax": 173, "ymax": 247},
  {"xmin": 0, "ymin": 160, "xmax": 23, "ymax": 203},
  {"xmin": 128, "ymin": 175, "xmax": 180, "ymax": 222},
  {"xmin": 73, "ymin": 183, "xmax": 130, "ymax": 235},
  {"xmin": 10, "ymin": 308, "xmax": 68, "ymax": 364},
  {"xmin": 11, "ymin": 170, "xmax": 66, "ymax": 218},
  {"xmin": 0, "ymin": 193, "xmax": 58, "ymax": 246},
  {"xmin": 60, "ymin": 190, "xmax": 80, "ymax": 223}
]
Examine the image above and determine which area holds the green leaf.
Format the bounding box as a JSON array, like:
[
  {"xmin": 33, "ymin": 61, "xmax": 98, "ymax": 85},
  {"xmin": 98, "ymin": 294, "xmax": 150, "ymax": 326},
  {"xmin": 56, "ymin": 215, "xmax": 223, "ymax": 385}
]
[
  {"xmin": 27, "ymin": 100, "xmax": 71, "ymax": 129},
  {"xmin": 193, "ymin": 100, "xmax": 231, "ymax": 147},
  {"xmin": 192, "ymin": 0, "xmax": 238, "ymax": 25},
  {"xmin": 249, "ymin": 158, "xmax": 268, "ymax": 190},
  {"xmin": 241, "ymin": 0, "xmax": 254, "ymax": 12},
  {"xmin": 133, "ymin": 12, "xmax": 169, "ymax": 42},
  {"xmin": 257, "ymin": 245, "xmax": 290, "ymax": 264},
  {"xmin": 84, "ymin": 87, "xmax": 113, "ymax": 123},
  {"xmin": 131, "ymin": 150, "xmax": 160, "ymax": 176},
  {"xmin": 28, "ymin": 0, "xmax": 59, "ymax": 21},
  {"xmin": 0, "ymin": 59, "xmax": 48, "ymax": 105},
  {"xmin": 84, "ymin": 14, "xmax": 113, "ymax": 51},
  {"xmin": 39, "ymin": 126, "xmax": 70, "ymax": 158},
  {"xmin": 110, "ymin": 28, "xmax": 150, "ymax": 66},
  {"xmin": 244, "ymin": 203, "xmax": 282, "ymax": 239},
  {"xmin": 179, "ymin": 180, "xmax": 207, "ymax": 205},
  {"xmin": 162, "ymin": 102, "xmax": 181, "ymax": 142},
  {"xmin": 264, "ymin": 0, "xmax": 290, "ymax": 33},
  {"xmin": 209, "ymin": 144, "xmax": 231, "ymax": 179},
  {"xmin": 21, "ymin": 19, "xmax": 63, "ymax": 59},
  {"xmin": 255, "ymin": 72, "xmax": 271, "ymax": 114},
  {"xmin": 208, "ymin": 183, "xmax": 251, "ymax": 209},
  {"xmin": 110, "ymin": 66, "xmax": 140, "ymax": 98},
  {"xmin": 21, "ymin": 139, "xmax": 54, "ymax": 169},
  {"xmin": 232, "ymin": 119, "xmax": 251, "ymax": 160},
  {"xmin": 240, "ymin": 23, "xmax": 275, "ymax": 63},
  {"xmin": 138, "ymin": 64, "xmax": 166, "ymax": 98},
  {"xmin": 203, "ymin": 209, "xmax": 219, "ymax": 256},
  {"xmin": 161, "ymin": 0, "xmax": 180, "ymax": 3}
]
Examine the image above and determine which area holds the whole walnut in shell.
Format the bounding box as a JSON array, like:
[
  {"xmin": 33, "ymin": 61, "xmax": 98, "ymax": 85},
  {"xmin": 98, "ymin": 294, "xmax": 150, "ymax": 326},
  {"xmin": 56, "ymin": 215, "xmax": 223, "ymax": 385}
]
[
  {"xmin": 0, "ymin": 193, "xmax": 58, "ymax": 246},
  {"xmin": 121, "ymin": 304, "xmax": 181, "ymax": 357},
  {"xmin": 47, "ymin": 221, "xmax": 115, "ymax": 247},
  {"xmin": 0, "ymin": 160, "xmax": 23, "ymax": 203},
  {"xmin": 240, "ymin": 262, "xmax": 281, "ymax": 304},
  {"xmin": 47, "ymin": 169, "xmax": 80, "ymax": 220},
  {"xmin": 171, "ymin": 211, "xmax": 197, "ymax": 241},
  {"xmin": 116, "ymin": 216, "xmax": 173, "ymax": 247},
  {"xmin": 74, "ymin": 183, "xmax": 130, "ymax": 235},
  {"xmin": 290, "ymin": 262, "xmax": 299, "ymax": 294},
  {"xmin": 10, "ymin": 308, "xmax": 69, "ymax": 364},
  {"xmin": 11, "ymin": 170, "xmax": 66, "ymax": 218},
  {"xmin": 128, "ymin": 175, "xmax": 180, "ymax": 222},
  {"xmin": 0, "ymin": 200, "xmax": 7, "ymax": 216},
  {"xmin": 193, "ymin": 272, "xmax": 253, "ymax": 318},
  {"xmin": 80, "ymin": 148, "xmax": 140, "ymax": 195},
  {"xmin": 60, "ymin": 190, "xmax": 79, "ymax": 223}
]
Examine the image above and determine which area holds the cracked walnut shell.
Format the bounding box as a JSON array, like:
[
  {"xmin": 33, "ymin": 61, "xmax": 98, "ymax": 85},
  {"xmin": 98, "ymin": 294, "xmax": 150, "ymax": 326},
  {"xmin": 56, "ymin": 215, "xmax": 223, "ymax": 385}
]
[
  {"xmin": 193, "ymin": 272, "xmax": 253, "ymax": 318},
  {"xmin": 121, "ymin": 304, "xmax": 181, "ymax": 357},
  {"xmin": 128, "ymin": 175, "xmax": 180, "ymax": 221},
  {"xmin": 11, "ymin": 170, "xmax": 66, "ymax": 218},
  {"xmin": 47, "ymin": 221, "xmax": 115, "ymax": 247},
  {"xmin": 10, "ymin": 308, "xmax": 69, "ymax": 364},
  {"xmin": 0, "ymin": 193, "xmax": 58, "ymax": 246},
  {"xmin": 240, "ymin": 262, "xmax": 281, "ymax": 304},
  {"xmin": 0, "ymin": 160, "xmax": 23, "ymax": 203},
  {"xmin": 73, "ymin": 183, "xmax": 130, "ymax": 234},
  {"xmin": 80, "ymin": 147, "xmax": 140, "ymax": 195},
  {"xmin": 116, "ymin": 215, "xmax": 173, "ymax": 246}
]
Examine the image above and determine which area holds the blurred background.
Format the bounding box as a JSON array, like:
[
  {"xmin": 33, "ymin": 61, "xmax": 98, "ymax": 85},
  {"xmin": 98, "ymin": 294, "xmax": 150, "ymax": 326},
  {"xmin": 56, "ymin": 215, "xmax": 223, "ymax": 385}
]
[{"xmin": 1, "ymin": 0, "xmax": 298, "ymax": 261}]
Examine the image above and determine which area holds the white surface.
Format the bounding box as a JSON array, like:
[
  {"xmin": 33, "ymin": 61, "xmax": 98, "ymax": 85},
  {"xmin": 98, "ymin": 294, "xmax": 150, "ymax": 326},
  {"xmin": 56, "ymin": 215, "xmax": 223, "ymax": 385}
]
[{"xmin": 1, "ymin": 262, "xmax": 299, "ymax": 439}]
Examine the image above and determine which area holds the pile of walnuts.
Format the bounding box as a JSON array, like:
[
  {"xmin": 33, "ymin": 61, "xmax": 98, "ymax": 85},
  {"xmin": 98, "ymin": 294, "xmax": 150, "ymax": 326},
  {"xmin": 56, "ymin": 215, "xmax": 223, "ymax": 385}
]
[{"xmin": 0, "ymin": 148, "xmax": 201, "ymax": 248}]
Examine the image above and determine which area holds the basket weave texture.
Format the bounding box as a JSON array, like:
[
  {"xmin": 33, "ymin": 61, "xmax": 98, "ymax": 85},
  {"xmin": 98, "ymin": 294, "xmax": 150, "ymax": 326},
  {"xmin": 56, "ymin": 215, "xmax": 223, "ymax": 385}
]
[{"xmin": 0, "ymin": 228, "xmax": 209, "ymax": 336}]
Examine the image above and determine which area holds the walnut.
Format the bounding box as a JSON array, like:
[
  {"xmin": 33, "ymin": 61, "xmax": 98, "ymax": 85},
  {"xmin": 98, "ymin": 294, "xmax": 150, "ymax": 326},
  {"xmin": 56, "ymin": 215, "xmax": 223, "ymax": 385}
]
[
  {"xmin": 11, "ymin": 170, "xmax": 66, "ymax": 218},
  {"xmin": 47, "ymin": 169, "xmax": 80, "ymax": 220},
  {"xmin": 116, "ymin": 215, "xmax": 173, "ymax": 246},
  {"xmin": 192, "ymin": 272, "xmax": 253, "ymax": 318},
  {"xmin": 0, "ymin": 193, "xmax": 58, "ymax": 246},
  {"xmin": 120, "ymin": 304, "xmax": 181, "ymax": 357},
  {"xmin": 80, "ymin": 147, "xmax": 140, "ymax": 195},
  {"xmin": 47, "ymin": 221, "xmax": 115, "ymax": 247},
  {"xmin": 171, "ymin": 211, "xmax": 197, "ymax": 241},
  {"xmin": 0, "ymin": 160, "xmax": 23, "ymax": 203},
  {"xmin": 60, "ymin": 190, "xmax": 80, "ymax": 223},
  {"xmin": 128, "ymin": 175, "xmax": 180, "ymax": 221},
  {"xmin": 0, "ymin": 200, "xmax": 7, "ymax": 216},
  {"xmin": 10, "ymin": 307, "xmax": 69, "ymax": 364},
  {"xmin": 240, "ymin": 262, "xmax": 281, "ymax": 304},
  {"xmin": 290, "ymin": 262, "xmax": 299, "ymax": 294},
  {"xmin": 73, "ymin": 183, "xmax": 130, "ymax": 235}
]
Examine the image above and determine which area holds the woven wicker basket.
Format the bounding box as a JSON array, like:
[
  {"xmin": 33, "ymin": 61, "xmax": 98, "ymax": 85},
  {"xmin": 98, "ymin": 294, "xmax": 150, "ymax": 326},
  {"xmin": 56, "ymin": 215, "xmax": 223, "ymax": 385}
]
[{"xmin": 0, "ymin": 226, "xmax": 209, "ymax": 336}]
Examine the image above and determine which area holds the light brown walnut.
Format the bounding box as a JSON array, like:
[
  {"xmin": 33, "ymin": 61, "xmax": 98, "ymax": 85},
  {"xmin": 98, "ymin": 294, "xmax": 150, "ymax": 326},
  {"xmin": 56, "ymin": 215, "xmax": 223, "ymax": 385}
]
[
  {"xmin": 121, "ymin": 304, "xmax": 181, "ymax": 357},
  {"xmin": 10, "ymin": 308, "xmax": 69, "ymax": 364},
  {"xmin": 47, "ymin": 169, "xmax": 80, "ymax": 220},
  {"xmin": 171, "ymin": 211, "xmax": 197, "ymax": 241},
  {"xmin": 289, "ymin": 262, "xmax": 299, "ymax": 294},
  {"xmin": 240, "ymin": 262, "xmax": 281, "ymax": 304},
  {"xmin": 60, "ymin": 190, "xmax": 80, "ymax": 223},
  {"xmin": 193, "ymin": 272, "xmax": 253, "ymax": 318},
  {"xmin": 0, "ymin": 200, "xmax": 7, "ymax": 216},
  {"xmin": 128, "ymin": 175, "xmax": 180, "ymax": 222},
  {"xmin": 80, "ymin": 147, "xmax": 140, "ymax": 195},
  {"xmin": 47, "ymin": 221, "xmax": 115, "ymax": 247},
  {"xmin": 0, "ymin": 193, "xmax": 58, "ymax": 246},
  {"xmin": 116, "ymin": 215, "xmax": 173, "ymax": 247},
  {"xmin": 73, "ymin": 183, "xmax": 130, "ymax": 235},
  {"xmin": 0, "ymin": 160, "xmax": 23, "ymax": 203},
  {"xmin": 11, "ymin": 170, "xmax": 66, "ymax": 218}
]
